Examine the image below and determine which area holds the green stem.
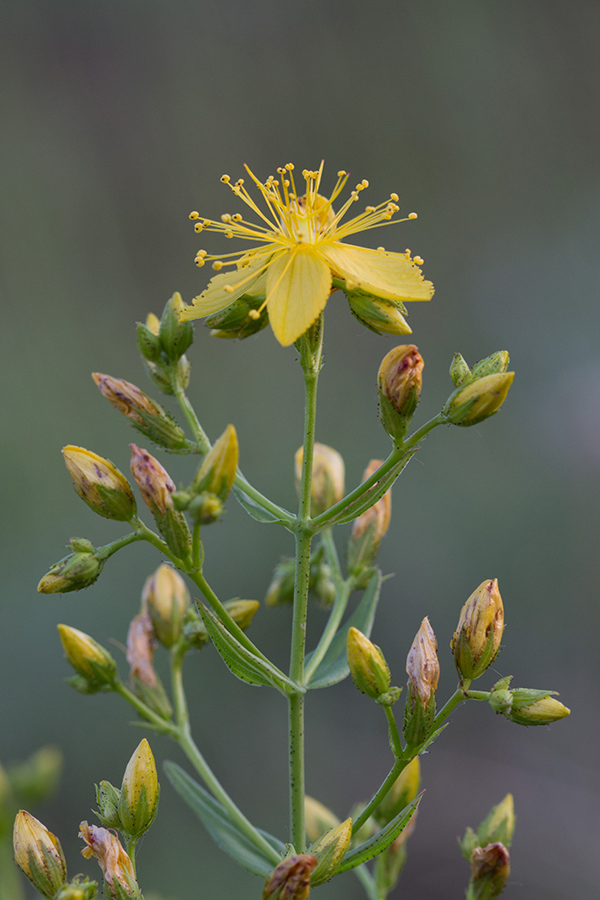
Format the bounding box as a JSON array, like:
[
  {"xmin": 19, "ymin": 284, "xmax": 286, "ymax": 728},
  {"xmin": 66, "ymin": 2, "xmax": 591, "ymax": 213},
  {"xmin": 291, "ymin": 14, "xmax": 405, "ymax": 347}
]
[
  {"xmin": 130, "ymin": 518, "xmax": 184, "ymax": 566},
  {"xmin": 384, "ymin": 706, "xmax": 404, "ymax": 758},
  {"xmin": 115, "ymin": 682, "xmax": 177, "ymax": 736},
  {"xmin": 173, "ymin": 385, "xmax": 211, "ymax": 453},
  {"xmin": 0, "ymin": 840, "xmax": 26, "ymax": 900},
  {"xmin": 97, "ymin": 530, "xmax": 143, "ymax": 560},
  {"xmin": 352, "ymin": 757, "xmax": 407, "ymax": 835},
  {"xmin": 354, "ymin": 863, "xmax": 379, "ymax": 900},
  {"xmin": 125, "ymin": 835, "xmax": 139, "ymax": 877},
  {"xmin": 464, "ymin": 689, "xmax": 490, "ymax": 702},
  {"xmin": 288, "ymin": 323, "xmax": 323, "ymax": 851}
]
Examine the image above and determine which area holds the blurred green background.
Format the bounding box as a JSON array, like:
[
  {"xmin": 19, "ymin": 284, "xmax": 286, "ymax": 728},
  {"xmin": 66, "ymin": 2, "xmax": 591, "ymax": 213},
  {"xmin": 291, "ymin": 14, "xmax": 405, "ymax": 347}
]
[{"xmin": 1, "ymin": 1, "xmax": 599, "ymax": 897}]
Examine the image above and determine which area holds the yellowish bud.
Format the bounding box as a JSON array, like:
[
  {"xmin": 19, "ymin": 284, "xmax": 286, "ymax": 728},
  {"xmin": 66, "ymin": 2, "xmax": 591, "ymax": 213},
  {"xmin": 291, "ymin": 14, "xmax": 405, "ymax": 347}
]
[
  {"xmin": 38, "ymin": 540, "xmax": 104, "ymax": 593},
  {"xmin": 92, "ymin": 373, "xmax": 187, "ymax": 451},
  {"xmin": 79, "ymin": 821, "xmax": 139, "ymax": 899},
  {"xmin": 378, "ymin": 345, "xmax": 423, "ymax": 442},
  {"xmin": 469, "ymin": 842, "xmax": 510, "ymax": 899},
  {"xmin": 406, "ymin": 617, "xmax": 439, "ymax": 707},
  {"xmin": 142, "ymin": 564, "xmax": 190, "ymax": 647},
  {"xmin": 478, "ymin": 794, "xmax": 516, "ymax": 848},
  {"xmin": 295, "ymin": 443, "xmax": 345, "ymax": 517},
  {"xmin": 57, "ymin": 625, "xmax": 118, "ymax": 688},
  {"xmin": 347, "ymin": 460, "xmax": 393, "ymax": 575},
  {"xmin": 263, "ymin": 854, "xmax": 318, "ymax": 900},
  {"xmin": 129, "ymin": 444, "xmax": 191, "ymax": 558},
  {"xmin": 506, "ymin": 694, "xmax": 570, "ymax": 726},
  {"xmin": 304, "ymin": 796, "xmax": 340, "ymax": 844},
  {"xmin": 347, "ymin": 292, "xmax": 412, "ymax": 336},
  {"xmin": 118, "ymin": 739, "xmax": 160, "ymax": 838},
  {"xmin": 224, "ymin": 598, "xmax": 260, "ymax": 631},
  {"xmin": 451, "ymin": 579, "xmax": 504, "ymax": 681},
  {"xmin": 375, "ymin": 757, "xmax": 421, "ymax": 827},
  {"xmin": 192, "ymin": 424, "xmax": 238, "ymax": 500},
  {"xmin": 63, "ymin": 446, "xmax": 136, "ymax": 521},
  {"xmin": 146, "ymin": 313, "xmax": 160, "ymax": 335},
  {"xmin": 308, "ymin": 818, "xmax": 353, "ymax": 886},
  {"xmin": 446, "ymin": 372, "xmax": 514, "ymax": 426},
  {"xmin": 13, "ymin": 810, "xmax": 67, "ymax": 898},
  {"xmin": 347, "ymin": 627, "xmax": 391, "ymax": 699}
]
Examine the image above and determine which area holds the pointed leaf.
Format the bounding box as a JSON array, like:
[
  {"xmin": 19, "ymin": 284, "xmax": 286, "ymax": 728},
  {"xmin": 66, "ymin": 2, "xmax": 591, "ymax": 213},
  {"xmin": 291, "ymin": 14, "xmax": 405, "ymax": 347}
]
[
  {"xmin": 199, "ymin": 603, "xmax": 301, "ymax": 695},
  {"xmin": 335, "ymin": 795, "xmax": 422, "ymax": 874},
  {"xmin": 232, "ymin": 485, "xmax": 293, "ymax": 528},
  {"xmin": 164, "ymin": 761, "xmax": 283, "ymax": 875},
  {"xmin": 313, "ymin": 451, "xmax": 417, "ymax": 530},
  {"xmin": 306, "ymin": 571, "xmax": 382, "ymax": 689}
]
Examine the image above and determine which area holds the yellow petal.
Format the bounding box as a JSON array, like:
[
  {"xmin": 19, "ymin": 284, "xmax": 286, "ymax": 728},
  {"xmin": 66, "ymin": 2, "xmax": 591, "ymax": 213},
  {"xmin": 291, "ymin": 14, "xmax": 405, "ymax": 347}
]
[
  {"xmin": 322, "ymin": 243, "xmax": 434, "ymax": 303},
  {"xmin": 180, "ymin": 259, "xmax": 268, "ymax": 320},
  {"xmin": 266, "ymin": 248, "xmax": 332, "ymax": 346}
]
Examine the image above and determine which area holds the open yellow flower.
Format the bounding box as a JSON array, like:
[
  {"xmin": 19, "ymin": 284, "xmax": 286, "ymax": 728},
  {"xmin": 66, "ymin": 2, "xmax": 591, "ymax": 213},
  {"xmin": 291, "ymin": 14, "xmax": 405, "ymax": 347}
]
[{"xmin": 180, "ymin": 163, "xmax": 434, "ymax": 346}]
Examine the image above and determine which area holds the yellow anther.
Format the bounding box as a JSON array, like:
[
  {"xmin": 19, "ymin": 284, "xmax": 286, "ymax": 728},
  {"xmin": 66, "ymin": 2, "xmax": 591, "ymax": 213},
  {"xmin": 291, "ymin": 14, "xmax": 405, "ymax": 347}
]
[
  {"xmin": 405, "ymin": 249, "xmax": 411, "ymax": 257},
  {"xmin": 232, "ymin": 213, "xmax": 243, "ymax": 222},
  {"xmin": 277, "ymin": 167, "xmax": 285, "ymax": 174},
  {"xmin": 189, "ymin": 211, "xmax": 200, "ymax": 219},
  {"xmin": 355, "ymin": 183, "xmax": 364, "ymax": 191},
  {"xmin": 408, "ymin": 212, "xmax": 418, "ymax": 219},
  {"xmin": 365, "ymin": 206, "xmax": 375, "ymax": 213},
  {"xmin": 286, "ymin": 163, "xmax": 294, "ymax": 170},
  {"xmin": 195, "ymin": 259, "xmax": 205, "ymax": 267},
  {"xmin": 361, "ymin": 179, "xmax": 369, "ymax": 188},
  {"xmin": 377, "ymin": 246, "xmax": 386, "ymax": 253},
  {"xmin": 213, "ymin": 261, "xmax": 224, "ymax": 271},
  {"xmin": 225, "ymin": 231, "xmax": 234, "ymax": 239},
  {"xmin": 248, "ymin": 309, "xmax": 260, "ymax": 320},
  {"xmin": 390, "ymin": 193, "xmax": 399, "ymax": 202},
  {"xmin": 235, "ymin": 179, "xmax": 244, "ymax": 186},
  {"xmin": 221, "ymin": 214, "xmax": 232, "ymax": 223},
  {"xmin": 224, "ymin": 285, "xmax": 234, "ymax": 293},
  {"xmin": 197, "ymin": 249, "xmax": 207, "ymax": 257},
  {"xmin": 414, "ymin": 256, "xmax": 424, "ymax": 265},
  {"xmin": 337, "ymin": 170, "xmax": 346, "ymax": 177},
  {"xmin": 194, "ymin": 223, "xmax": 203, "ymax": 233},
  {"xmin": 220, "ymin": 175, "xmax": 230, "ymax": 183}
]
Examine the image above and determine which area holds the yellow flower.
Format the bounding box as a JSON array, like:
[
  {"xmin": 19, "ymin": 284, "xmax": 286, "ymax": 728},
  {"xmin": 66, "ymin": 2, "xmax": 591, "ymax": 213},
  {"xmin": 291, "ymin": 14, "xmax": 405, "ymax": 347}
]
[{"xmin": 180, "ymin": 163, "xmax": 434, "ymax": 346}]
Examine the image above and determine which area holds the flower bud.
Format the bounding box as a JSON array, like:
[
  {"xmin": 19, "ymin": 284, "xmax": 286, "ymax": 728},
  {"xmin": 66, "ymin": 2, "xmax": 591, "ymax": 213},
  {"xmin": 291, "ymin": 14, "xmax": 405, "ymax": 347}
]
[
  {"xmin": 470, "ymin": 350, "xmax": 510, "ymax": 380},
  {"xmin": 378, "ymin": 345, "xmax": 423, "ymax": 443},
  {"xmin": 13, "ymin": 810, "xmax": 67, "ymax": 898},
  {"xmin": 142, "ymin": 564, "xmax": 190, "ymax": 648},
  {"xmin": 192, "ymin": 425, "xmax": 238, "ymax": 500},
  {"xmin": 477, "ymin": 795, "xmax": 515, "ymax": 849},
  {"xmin": 136, "ymin": 318, "xmax": 162, "ymax": 362},
  {"xmin": 403, "ymin": 617, "xmax": 439, "ymax": 746},
  {"xmin": 224, "ymin": 598, "xmax": 260, "ymax": 631},
  {"xmin": 95, "ymin": 781, "xmax": 122, "ymax": 829},
  {"xmin": 347, "ymin": 460, "xmax": 392, "ymax": 574},
  {"xmin": 159, "ymin": 292, "xmax": 194, "ymax": 361},
  {"xmin": 374, "ymin": 757, "xmax": 420, "ymax": 827},
  {"xmin": 491, "ymin": 687, "xmax": 571, "ymax": 727},
  {"xmin": 304, "ymin": 797, "xmax": 340, "ymax": 844},
  {"xmin": 205, "ymin": 292, "xmax": 269, "ymax": 339},
  {"xmin": 347, "ymin": 627, "xmax": 391, "ymax": 700},
  {"xmin": 126, "ymin": 613, "xmax": 173, "ymax": 719},
  {"xmin": 129, "ymin": 444, "xmax": 191, "ymax": 559},
  {"xmin": 57, "ymin": 625, "xmax": 118, "ymax": 692},
  {"xmin": 265, "ymin": 559, "xmax": 296, "ymax": 607},
  {"xmin": 347, "ymin": 291, "xmax": 412, "ymax": 336},
  {"xmin": 63, "ymin": 447, "xmax": 137, "ymax": 521},
  {"xmin": 308, "ymin": 818, "xmax": 353, "ymax": 886},
  {"xmin": 263, "ymin": 854, "xmax": 318, "ymax": 900},
  {"xmin": 445, "ymin": 372, "xmax": 514, "ymax": 427},
  {"xmin": 54, "ymin": 880, "xmax": 99, "ymax": 900},
  {"xmin": 469, "ymin": 842, "xmax": 510, "ymax": 899},
  {"xmin": 451, "ymin": 579, "xmax": 504, "ymax": 682},
  {"xmin": 92, "ymin": 373, "xmax": 188, "ymax": 452},
  {"xmin": 79, "ymin": 822, "xmax": 141, "ymax": 900},
  {"xmin": 38, "ymin": 540, "xmax": 104, "ymax": 593},
  {"xmin": 295, "ymin": 443, "xmax": 345, "ymax": 517},
  {"xmin": 450, "ymin": 352, "xmax": 471, "ymax": 387},
  {"xmin": 118, "ymin": 739, "xmax": 160, "ymax": 839}
]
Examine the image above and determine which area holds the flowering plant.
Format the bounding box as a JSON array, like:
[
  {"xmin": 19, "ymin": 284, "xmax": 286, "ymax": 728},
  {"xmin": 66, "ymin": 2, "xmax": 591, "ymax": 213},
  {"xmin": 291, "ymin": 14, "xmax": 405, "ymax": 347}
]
[{"xmin": 10, "ymin": 163, "xmax": 568, "ymax": 900}]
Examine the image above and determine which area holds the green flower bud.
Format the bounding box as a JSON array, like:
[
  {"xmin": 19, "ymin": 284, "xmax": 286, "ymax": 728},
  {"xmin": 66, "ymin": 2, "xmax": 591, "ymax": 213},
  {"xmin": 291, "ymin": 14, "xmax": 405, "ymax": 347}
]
[
  {"xmin": 54, "ymin": 878, "xmax": 99, "ymax": 900},
  {"xmin": 94, "ymin": 780, "xmax": 122, "ymax": 829},
  {"xmin": 450, "ymin": 352, "xmax": 471, "ymax": 387},
  {"xmin": 7, "ymin": 746, "xmax": 62, "ymax": 806},
  {"xmin": 192, "ymin": 425, "xmax": 238, "ymax": 500},
  {"xmin": 378, "ymin": 345, "xmax": 423, "ymax": 443},
  {"xmin": 347, "ymin": 290, "xmax": 412, "ymax": 336},
  {"xmin": 118, "ymin": 739, "xmax": 160, "ymax": 839},
  {"xmin": 451, "ymin": 579, "xmax": 504, "ymax": 681},
  {"xmin": 468, "ymin": 842, "xmax": 510, "ymax": 900},
  {"xmin": 470, "ymin": 351, "xmax": 510, "ymax": 380},
  {"xmin": 445, "ymin": 373, "xmax": 514, "ymax": 427},
  {"xmin": 136, "ymin": 319, "xmax": 162, "ymax": 363},
  {"xmin": 347, "ymin": 459, "xmax": 392, "ymax": 575},
  {"xmin": 92, "ymin": 373, "xmax": 188, "ymax": 452},
  {"xmin": 57, "ymin": 625, "xmax": 118, "ymax": 692},
  {"xmin": 159, "ymin": 293, "xmax": 194, "ymax": 361},
  {"xmin": 13, "ymin": 810, "xmax": 68, "ymax": 898},
  {"xmin": 347, "ymin": 627, "xmax": 391, "ymax": 699},
  {"xmin": 142, "ymin": 564, "xmax": 190, "ymax": 648},
  {"xmin": 63, "ymin": 446, "xmax": 137, "ymax": 521},
  {"xmin": 38, "ymin": 540, "xmax": 104, "ymax": 593},
  {"xmin": 129, "ymin": 445, "xmax": 191, "ymax": 559},
  {"xmin": 295, "ymin": 443, "xmax": 345, "ymax": 517},
  {"xmin": 265, "ymin": 559, "xmax": 296, "ymax": 607},
  {"xmin": 308, "ymin": 818, "xmax": 353, "ymax": 886}
]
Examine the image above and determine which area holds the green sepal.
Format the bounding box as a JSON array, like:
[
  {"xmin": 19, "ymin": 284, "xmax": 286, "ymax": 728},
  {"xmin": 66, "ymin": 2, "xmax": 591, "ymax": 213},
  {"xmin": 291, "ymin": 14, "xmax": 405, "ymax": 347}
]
[
  {"xmin": 24, "ymin": 842, "xmax": 67, "ymax": 899},
  {"xmin": 164, "ymin": 761, "xmax": 283, "ymax": 876},
  {"xmin": 94, "ymin": 780, "xmax": 122, "ymax": 829},
  {"xmin": 198, "ymin": 602, "xmax": 302, "ymax": 695},
  {"xmin": 305, "ymin": 570, "xmax": 382, "ymax": 689},
  {"xmin": 119, "ymin": 781, "xmax": 160, "ymax": 839},
  {"xmin": 450, "ymin": 353, "xmax": 471, "ymax": 387},
  {"xmin": 159, "ymin": 293, "xmax": 194, "ymax": 361},
  {"xmin": 459, "ymin": 825, "xmax": 479, "ymax": 860},
  {"xmin": 54, "ymin": 876, "xmax": 99, "ymax": 900},
  {"xmin": 335, "ymin": 795, "xmax": 422, "ymax": 874},
  {"xmin": 125, "ymin": 406, "xmax": 190, "ymax": 454},
  {"xmin": 403, "ymin": 692, "xmax": 436, "ymax": 747},
  {"xmin": 311, "ymin": 451, "xmax": 417, "ymax": 531},
  {"xmin": 144, "ymin": 359, "xmax": 175, "ymax": 395},
  {"xmin": 376, "ymin": 686, "xmax": 402, "ymax": 708},
  {"xmin": 205, "ymin": 293, "xmax": 269, "ymax": 339},
  {"xmin": 136, "ymin": 322, "xmax": 162, "ymax": 363}
]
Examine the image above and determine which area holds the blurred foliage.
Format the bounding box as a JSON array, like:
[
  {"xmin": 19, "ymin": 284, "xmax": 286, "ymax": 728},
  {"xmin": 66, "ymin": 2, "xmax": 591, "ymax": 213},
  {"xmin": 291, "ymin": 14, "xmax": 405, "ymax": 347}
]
[{"xmin": 1, "ymin": 2, "xmax": 599, "ymax": 898}]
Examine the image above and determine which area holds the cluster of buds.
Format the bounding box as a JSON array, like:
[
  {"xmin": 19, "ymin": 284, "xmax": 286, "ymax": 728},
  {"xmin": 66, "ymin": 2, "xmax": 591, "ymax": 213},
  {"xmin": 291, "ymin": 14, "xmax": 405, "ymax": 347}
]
[
  {"xmin": 460, "ymin": 794, "xmax": 515, "ymax": 899},
  {"xmin": 403, "ymin": 617, "xmax": 440, "ymax": 746},
  {"xmin": 346, "ymin": 459, "xmax": 392, "ymax": 576},
  {"xmin": 444, "ymin": 350, "xmax": 514, "ymax": 427},
  {"xmin": 173, "ymin": 424, "xmax": 239, "ymax": 524},
  {"xmin": 488, "ymin": 677, "xmax": 570, "ymax": 726},
  {"xmin": 129, "ymin": 444, "xmax": 191, "ymax": 558},
  {"xmin": 294, "ymin": 443, "xmax": 345, "ymax": 517},
  {"xmin": 451, "ymin": 579, "xmax": 504, "ymax": 682},
  {"xmin": 92, "ymin": 373, "xmax": 188, "ymax": 453},
  {"xmin": 136, "ymin": 293, "xmax": 193, "ymax": 394},
  {"xmin": 57, "ymin": 625, "xmax": 119, "ymax": 694},
  {"xmin": 377, "ymin": 344, "xmax": 423, "ymax": 444},
  {"xmin": 94, "ymin": 740, "xmax": 160, "ymax": 841}
]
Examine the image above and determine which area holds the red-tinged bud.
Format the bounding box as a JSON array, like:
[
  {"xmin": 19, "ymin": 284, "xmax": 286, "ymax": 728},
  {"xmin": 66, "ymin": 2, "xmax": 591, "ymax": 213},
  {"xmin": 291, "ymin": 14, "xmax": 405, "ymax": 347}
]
[
  {"xmin": 378, "ymin": 345, "xmax": 423, "ymax": 443},
  {"xmin": 469, "ymin": 842, "xmax": 510, "ymax": 899},
  {"xmin": 451, "ymin": 579, "xmax": 504, "ymax": 682},
  {"xmin": 404, "ymin": 617, "xmax": 439, "ymax": 746},
  {"xmin": 263, "ymin": 855, "xmax": 318, "ymax": 900},
  {"xmin": 79, "ymin": 822, "xmax": 141, "ymax": 899},
  {"xmin": 126, "ymin": 612, "xmax": 157, "ymax": 688},
  {"xmin": 129, "ymin": 445, "xmax": 191, "ymax": 559},
  {"xmin": 92, "ymin": 373, "xmax": 187, "ymax": 451},
  {"xmin": 347, "ymin": 459, "xmax": 392, "ymax": 573}
]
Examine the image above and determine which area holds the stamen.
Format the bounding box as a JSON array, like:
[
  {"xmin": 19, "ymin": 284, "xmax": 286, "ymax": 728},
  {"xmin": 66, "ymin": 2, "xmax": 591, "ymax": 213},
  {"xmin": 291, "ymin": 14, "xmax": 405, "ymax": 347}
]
[
  {"xmin": 220, "ymin": 175, "xmax": 230, "ymax": 183},
  {"xmin": 248, "ymin": 309, "xmax": 261, "ymax": 320},
  {"xmin": 408, "ymin": 212, "xmax": 418, "ymax": 219},
  {"xmin": 390, "ymin": 193, "xmax": 399, "ymax": 202},
  {"xmin": 414, "ymin": 256, "xmax": 424, "ymax": 265},
  {"xmin": 213, "ymin": 261, "xmax": 224, "ymax": 271},
  {"xmin": 194, "ymin": 223, "xmax": 203, "ymax": 233},
  {"xmin": 224, "ymin": 285, "xmax": 235, "ymax": 293},
  {"xmin": 189, "ymin": 211, "xmax": 200, "ymax": 219}
]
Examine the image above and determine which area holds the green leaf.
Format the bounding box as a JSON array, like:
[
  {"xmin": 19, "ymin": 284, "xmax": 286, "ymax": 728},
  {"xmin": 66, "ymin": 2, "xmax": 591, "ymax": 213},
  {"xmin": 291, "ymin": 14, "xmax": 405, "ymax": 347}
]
[
  {"xmin": 199, "ymin": 603, "xmax": 302, "ymax": 695},
  {"xmin": 306, "ymin": 571, "xmax": 382, "ymax": 689},
  {"xmin": 164, "ymin": 762, "xmax": 283, "ymax": 876},
  {"xmin": 336, "ymin": 795, "xmax": 422, "ymax": 874},
  {"xmin": 312, "ymin": 451, "xmax": 417, "ymax": 530},
  {"xmin": 232, "ymin": 485, "xmax": 293, "ymax": 527}
]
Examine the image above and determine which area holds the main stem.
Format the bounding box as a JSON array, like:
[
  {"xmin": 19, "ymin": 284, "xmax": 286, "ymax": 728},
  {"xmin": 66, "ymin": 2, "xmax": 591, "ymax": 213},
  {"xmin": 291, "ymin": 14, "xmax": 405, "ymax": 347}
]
[{"xmin": 288, "ymin": 324, "xmax": 323, "ymax": 851}]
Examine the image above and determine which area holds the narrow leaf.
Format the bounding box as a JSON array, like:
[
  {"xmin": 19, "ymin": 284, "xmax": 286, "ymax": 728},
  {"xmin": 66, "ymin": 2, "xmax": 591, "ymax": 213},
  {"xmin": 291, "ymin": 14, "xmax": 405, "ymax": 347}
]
[
  {"xmin": 164, "ymin": 761, "xmax": 283, "ymax": 875},
  {"xmin": 232, "ymin": 485, "xmax": 292, "ymax": 527},
  {"xmin": 199, "ymin": 603, "xmax": 301, "ymax": 695},
  {"xmin": 306, "ymin": 571, "xmax": 381, "ymax": 689},
  {"xmin": 335, "ymin": 795, "xmax": 422, "ymax": 874}
]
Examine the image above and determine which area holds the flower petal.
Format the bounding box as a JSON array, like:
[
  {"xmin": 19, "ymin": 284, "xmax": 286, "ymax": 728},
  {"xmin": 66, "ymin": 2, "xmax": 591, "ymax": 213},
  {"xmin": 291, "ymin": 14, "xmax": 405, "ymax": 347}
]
[
  {"xmin": 266, "ymin": 248, "xmax": 332, "ymax": 346},
  {"xmin": 322, "ymin": 243, "xmax": 434, "ymax": 303},
  {"xmin": 180, "ymin": 259, "xmax": 268, "ymax": 320}
]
